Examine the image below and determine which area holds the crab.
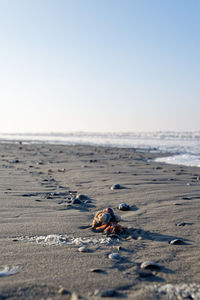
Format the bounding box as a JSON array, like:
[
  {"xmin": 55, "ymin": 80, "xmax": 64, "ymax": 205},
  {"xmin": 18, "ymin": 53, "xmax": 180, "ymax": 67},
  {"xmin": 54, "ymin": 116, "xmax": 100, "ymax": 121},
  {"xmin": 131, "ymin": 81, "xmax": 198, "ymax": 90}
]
[{"xmin": 92, "ymin": 207, "xmax": 125, "ymax": 234}]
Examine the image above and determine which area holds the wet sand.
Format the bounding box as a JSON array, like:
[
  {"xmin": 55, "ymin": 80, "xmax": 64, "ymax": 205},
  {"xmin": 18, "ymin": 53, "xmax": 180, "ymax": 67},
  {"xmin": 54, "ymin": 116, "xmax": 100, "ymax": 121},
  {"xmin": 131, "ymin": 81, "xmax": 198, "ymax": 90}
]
[{"xmin": 0, "ymin": 142, "xmax": 200, "ymax": 299}]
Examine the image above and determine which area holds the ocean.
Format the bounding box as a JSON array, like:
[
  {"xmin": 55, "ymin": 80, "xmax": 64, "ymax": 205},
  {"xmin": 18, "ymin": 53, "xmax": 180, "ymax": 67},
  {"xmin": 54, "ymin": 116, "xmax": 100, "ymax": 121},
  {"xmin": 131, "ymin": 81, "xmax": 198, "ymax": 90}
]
[{"xmin": 0, "ymin": 132, "xmax": 200, "ymax": 168}]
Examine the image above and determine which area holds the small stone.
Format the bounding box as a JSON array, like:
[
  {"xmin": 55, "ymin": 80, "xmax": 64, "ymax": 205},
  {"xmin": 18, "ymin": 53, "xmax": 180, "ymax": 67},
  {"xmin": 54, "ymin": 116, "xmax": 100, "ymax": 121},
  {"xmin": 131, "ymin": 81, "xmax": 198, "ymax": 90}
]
[
  {"xmin": 58, "ymin": 168, "xmax": 66, "ymax": 172},
  {"xmin": 58, "ymin": 287, "xmax": 69, "ymax": 295},
  {"xmin": 78, "ymin": 246, "xmax": 89, "ymax": 253},
  {"xmin": 140, "ymin": 261, "xmax": 161, "ymax": 270},
  {"xmin": 182, "ymin": 196, "xmax": 191, "ymax": 200},
  {"xmin": 108, "ymin": 253, "xmax": 121, "ymax": 260},
  {"xmin": 95, "ymin": 288, "xmax": 116, "ymax": 297},
  {"xmin": 176, "ymin": 222, "xmax": 186, "ymax": 226},
  {"xmin": 90, "ymin": 268, "xmax": 105, "ymax": 273},
  {"xmin": 169, "ymin": 239, "xmax": 184, "ymax": 245},
  {"xmin": 70, "ymin": 292, "xmax": 80, "ymax": 300},
  {"xmin": 112, "ymin": 246, "xmax": 121, "ymax": 251},
  {"xmin": 111, "ymin": 184, "xmax": 121, "ymax": 190},
  {"xmin": 72, "ymin": 198, "xmax": 81, "ymax": 204},
  {"xmin": 76, "ymin": 194, "xmax": 88, "ymax": 200},
  {"xmin": 118, "ymin": 203, "xmax": 130, "ymax": 211},
  {"xmin": 12, "ymin": 159, "xmax": 19, "ymax": 163}
]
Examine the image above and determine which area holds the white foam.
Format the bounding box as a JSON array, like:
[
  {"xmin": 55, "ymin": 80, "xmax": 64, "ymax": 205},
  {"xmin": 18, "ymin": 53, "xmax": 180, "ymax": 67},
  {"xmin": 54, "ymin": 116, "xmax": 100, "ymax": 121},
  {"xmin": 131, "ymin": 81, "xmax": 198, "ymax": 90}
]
[
  {"xmin": 1, "ymin": 131, "xmax": 200, "ymax": 167},
  {"xmin": 17, "ymin": 235, "xmax": 118, "ymax": 246},
  {"xmin": 155, "ymin": 154, "xmax": 200, "ymax": 167}
]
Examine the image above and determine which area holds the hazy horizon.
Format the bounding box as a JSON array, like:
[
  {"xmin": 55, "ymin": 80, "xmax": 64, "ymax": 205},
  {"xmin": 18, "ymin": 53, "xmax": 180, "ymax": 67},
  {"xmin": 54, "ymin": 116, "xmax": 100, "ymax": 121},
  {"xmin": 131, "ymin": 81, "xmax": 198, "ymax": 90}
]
[{"xmin": 1, "ymin": 0, "xmax": 199, "ymax": 133}]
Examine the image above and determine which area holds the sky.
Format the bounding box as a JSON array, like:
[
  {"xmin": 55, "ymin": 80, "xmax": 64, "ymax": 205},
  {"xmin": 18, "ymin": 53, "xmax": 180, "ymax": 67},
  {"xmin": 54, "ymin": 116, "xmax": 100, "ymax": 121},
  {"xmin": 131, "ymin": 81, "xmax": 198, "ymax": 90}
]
[{"xmin": 0, "ymin": 0, "xmax": 199, "ymax": 133}]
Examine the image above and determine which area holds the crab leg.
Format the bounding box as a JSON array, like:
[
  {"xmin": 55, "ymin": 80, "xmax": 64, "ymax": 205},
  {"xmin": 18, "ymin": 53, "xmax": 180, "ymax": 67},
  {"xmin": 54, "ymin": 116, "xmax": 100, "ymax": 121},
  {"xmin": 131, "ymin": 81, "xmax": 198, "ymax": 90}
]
[{"xmin": 95, "ymin": 223, "xmax": 109, "ymax": 230}]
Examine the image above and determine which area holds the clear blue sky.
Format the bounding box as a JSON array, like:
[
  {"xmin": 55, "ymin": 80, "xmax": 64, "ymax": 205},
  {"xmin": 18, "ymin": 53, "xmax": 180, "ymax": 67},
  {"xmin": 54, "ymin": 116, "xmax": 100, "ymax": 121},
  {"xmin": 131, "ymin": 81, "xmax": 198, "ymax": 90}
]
[{"xmin": 0, "ymin": 0, "xmax": 199, "ymax": 132}]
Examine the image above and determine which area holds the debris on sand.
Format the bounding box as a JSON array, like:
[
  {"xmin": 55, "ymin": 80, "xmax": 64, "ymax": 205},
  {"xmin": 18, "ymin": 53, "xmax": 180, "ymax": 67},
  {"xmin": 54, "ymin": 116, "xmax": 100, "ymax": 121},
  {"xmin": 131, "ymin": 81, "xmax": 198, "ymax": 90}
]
[{"xmin": 0, "ymin": 266, "xmax": 21, "ymax": 277}]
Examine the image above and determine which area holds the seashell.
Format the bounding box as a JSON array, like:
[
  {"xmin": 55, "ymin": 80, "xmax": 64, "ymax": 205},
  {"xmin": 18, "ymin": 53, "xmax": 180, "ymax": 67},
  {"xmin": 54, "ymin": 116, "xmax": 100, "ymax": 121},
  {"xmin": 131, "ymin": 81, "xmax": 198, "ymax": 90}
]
[
  {"xmin": 111, "ymin": 184, "xmax": 121, "ymax": 190},
  {"xmin": 108, "ymin": 253, "xmax": 121, "ymax": 260},
  {"xmin": 140, "ymin": 261, "xmax": 161, "ymax": 270},
  {"xmin": 78, "ymin": 246, "xmax": 89, "ymax": 252},
  {"xmin": 100, "ymin": 212, "xmax": 111, "ymax": 225},
  {"xmin": 118, "ymin": 203, "xmax": 130, "ymax": 211}
]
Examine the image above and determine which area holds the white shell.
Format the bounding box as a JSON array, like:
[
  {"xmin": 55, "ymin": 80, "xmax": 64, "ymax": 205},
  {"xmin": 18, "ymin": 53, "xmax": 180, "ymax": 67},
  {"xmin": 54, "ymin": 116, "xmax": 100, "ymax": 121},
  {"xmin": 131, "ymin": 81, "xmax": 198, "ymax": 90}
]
[
  {"xmin": 140, "ymin": 261, "xmax": 160, "ymax": 269},
  {"xmin": 108, "ymin": 253, "xmax": 121, "ymax": 260}
]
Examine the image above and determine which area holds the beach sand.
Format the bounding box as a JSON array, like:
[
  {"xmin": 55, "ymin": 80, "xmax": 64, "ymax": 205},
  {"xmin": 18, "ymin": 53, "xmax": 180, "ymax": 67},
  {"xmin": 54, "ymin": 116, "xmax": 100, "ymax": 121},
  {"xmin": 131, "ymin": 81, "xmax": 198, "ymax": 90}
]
[{"xmin": 0, "ymin": 142, "xmax": 200, "ymax": 299}]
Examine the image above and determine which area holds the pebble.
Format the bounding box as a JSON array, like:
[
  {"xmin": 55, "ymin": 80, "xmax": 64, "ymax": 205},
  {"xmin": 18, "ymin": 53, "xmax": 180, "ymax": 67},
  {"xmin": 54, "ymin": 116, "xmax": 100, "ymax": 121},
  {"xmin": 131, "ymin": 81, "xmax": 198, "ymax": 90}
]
[
  {"xmin": 169, "ymin": 239, "xmax": 184, "ymax": 245},
  {"xmin": 12, "ymin": 238, "xmax": 19, "ymax": 242},
  {"xmin": 94, "ymin": 288, "xmax": 116, "ymax": 297},
  {"xmin": 110, "ymin": 184, "xmax": 121, "ymax": 190},
  {"xmin": 112, "ymin": 245, "xmax": 121, "ymax": 251},
  {"xmin": 176, "ymin": 222, "xmax": 186, "ymax": 226},
  {"xmin": 118, "ymin": 203, "xmax": 130, "ymax": 211},
  {"xmin": 58, "ymin": 168, "xmax": 66, "ymax": 172},
  {"xmin": 71, "ymin": 198, "xmax": 81, "ymax": 204},
  {"xmin": 78, "ymin": 246, "xmax": 89, "ymax": 253},
  {"xmin": 11, "ymin": 159, "xmax": 19, "ymax": 163},
  {"xmin": 76, "ymin": 194, "xmax": 88, "ymax": 200},
  {"xmin": 70, "ymin": 292, "xmax": 81, "ymax": 300},
  {"xmin": 58, "ymin": 287, "xmax": 69, "ymax": 295},
  {"xmin": 90, "ymin": 268, "xmax": 105, "ymax": 273},
  {"xmin": 140, "ymin": 261, "xmax": 161, "ymax": 270},
  {"xmin": 108, "ymin": 253, "xmax": 121, "ymax": 260},
  {"xmin": 182, "ymin": 196, "xmax": 191, "ymax": 200}
]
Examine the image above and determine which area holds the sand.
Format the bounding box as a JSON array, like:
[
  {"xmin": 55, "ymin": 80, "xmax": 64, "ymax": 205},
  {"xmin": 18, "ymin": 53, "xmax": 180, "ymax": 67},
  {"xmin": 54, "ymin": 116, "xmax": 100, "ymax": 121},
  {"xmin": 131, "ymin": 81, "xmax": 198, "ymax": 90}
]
[{"xmin": 0, "ymin": 142, "xmax": 200, "ymax": 299}]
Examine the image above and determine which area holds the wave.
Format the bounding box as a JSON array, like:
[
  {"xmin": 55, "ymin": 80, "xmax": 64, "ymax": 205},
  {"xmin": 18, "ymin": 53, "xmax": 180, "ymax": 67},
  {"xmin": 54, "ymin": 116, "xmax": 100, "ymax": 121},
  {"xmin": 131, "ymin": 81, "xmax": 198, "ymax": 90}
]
[{"xmin": 1, "ymin": 131, "xmax": 200, "ymax": 167}]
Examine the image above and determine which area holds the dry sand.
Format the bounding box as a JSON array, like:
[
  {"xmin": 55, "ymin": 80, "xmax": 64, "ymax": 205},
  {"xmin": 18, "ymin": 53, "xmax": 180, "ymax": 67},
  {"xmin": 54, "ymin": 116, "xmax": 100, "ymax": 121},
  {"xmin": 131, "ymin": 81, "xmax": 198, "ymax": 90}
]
[{"xmin": 0, "ymin": 142, "xmax": 200, "ymax": 299}]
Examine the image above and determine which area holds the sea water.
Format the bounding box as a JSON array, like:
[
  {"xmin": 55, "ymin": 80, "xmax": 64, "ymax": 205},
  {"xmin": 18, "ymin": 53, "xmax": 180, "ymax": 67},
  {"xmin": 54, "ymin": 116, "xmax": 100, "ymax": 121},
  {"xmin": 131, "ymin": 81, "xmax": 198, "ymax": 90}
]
[{"xmin": 0, "ymin": 131, "xmax": 200, "ymax": 167}]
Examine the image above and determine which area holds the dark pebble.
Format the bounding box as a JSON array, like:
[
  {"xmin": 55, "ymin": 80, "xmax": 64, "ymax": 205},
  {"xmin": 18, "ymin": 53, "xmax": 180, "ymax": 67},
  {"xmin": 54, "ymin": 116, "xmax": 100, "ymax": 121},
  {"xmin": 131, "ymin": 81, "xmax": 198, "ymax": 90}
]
[
  {"xmin": 111, "ymin": 184, "xmax": 121, "ymax": 190},
  {"xmin": 176, "ymin": 222, "xmax": 186, "ymax": 226},
  {"xmin": 90, "ymin": 268, "xmax": 105, "ymax": 273},
  {"xmin": 169, "ymin": 239, "xmax": 184, "ymax": 245},
  {"xmin": 95, "ymin": 289, "xmax": 116, "ymax": 297}
]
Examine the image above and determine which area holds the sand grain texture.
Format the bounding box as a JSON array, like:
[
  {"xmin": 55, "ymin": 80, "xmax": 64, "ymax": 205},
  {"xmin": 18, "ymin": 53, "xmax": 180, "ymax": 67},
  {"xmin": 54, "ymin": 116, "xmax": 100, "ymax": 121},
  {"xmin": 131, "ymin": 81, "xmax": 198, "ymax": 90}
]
[{"xmin": 0, "ymin": 143, "xmax": 200, "ymax": 299}]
